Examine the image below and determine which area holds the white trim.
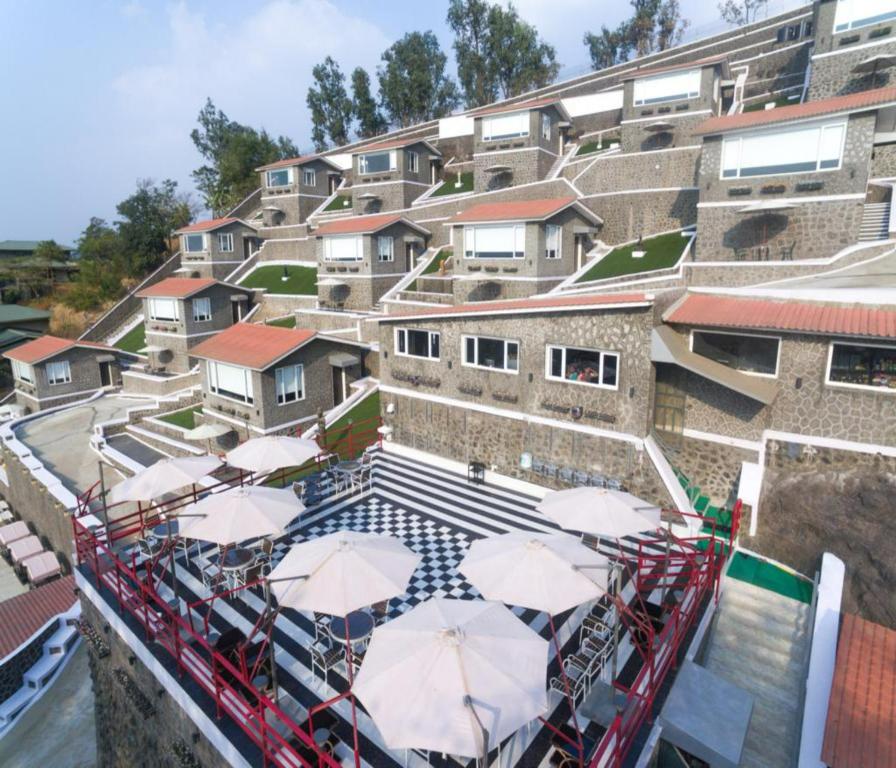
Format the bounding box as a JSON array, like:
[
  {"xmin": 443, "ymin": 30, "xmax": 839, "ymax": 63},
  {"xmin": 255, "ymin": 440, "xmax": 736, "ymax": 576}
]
[
  {"xmin": 145, "ymin": 328, "xmax": 222, "ymax": 340},
  {"xmin": 680, "ymin": 427, "xmax": 762, "ymax": 452},
  {"xmin": 545, "ymin": 344, "xmax": 620, "ymax": 391},
  {"xmin": 697, "ymin": 193, "xmax": 865, "ymax": 208},
  {"xmin": 621, "ymin": 109, "xmax": 711, "ymax": 125},
  {"xmin": 260, "ymin": 192, "xmax": 329, "ymax": 200},
  {"xmin": 15, "ymin": 386, "xmax": 103, "ymax": 404},
  {"xmin": 580, "ymin": 186, "xmax": 698, "ymax": 199},
  {"xmin": 811, "ymin": 35, "xmax": 896, "ymax": 60},
  {"xmin": 379, "ymin": 299, "xmax": 652, "ymax": 323},
  {"xmin": 318, "ymin": 271, "xmax": 410, "ymax": 280},
  {"xmin": 824, "ymin": 340, "xmax": 896, "ymax": 394},
  {"xmin": 394, "ymin": 327, "xmax": 441, "ymax": 362},
  {"xmin": 205, "ymin": 408, "xmax": 317, "ymax": 436},
  {"xmin": 461, "ymin": 334, "xmax": 520, "ymax": 375},
  {"xmin": 350, "ymin": 179, "xmax": 432, "ymax": 189},
  {"xmin": 472, "ymin": 146, "xmax": 559, "ymax": 158}
]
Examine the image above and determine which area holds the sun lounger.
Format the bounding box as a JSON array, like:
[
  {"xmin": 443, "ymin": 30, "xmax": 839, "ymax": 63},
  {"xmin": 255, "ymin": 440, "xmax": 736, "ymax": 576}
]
[
  {"xmin": 9, "ymin": 534, "xmax": 43, "ymax": 564},
  {"xmin": 0, "ymin": 520, "xmax": 29, "ymax": 548},
  {"xmin": 22, "ymin": 551, "xmax": 61, "ymax": 585}
]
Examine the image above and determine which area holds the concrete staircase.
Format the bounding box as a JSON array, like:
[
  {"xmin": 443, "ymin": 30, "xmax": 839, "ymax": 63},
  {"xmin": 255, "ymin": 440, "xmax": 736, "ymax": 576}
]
[
  {"xmin": 859, "ymin": 201, "xmax": 891, "ymax": 241},
  {"xmin": 703, "ymin": 578, "xmax": 811, "ymax": 768}
]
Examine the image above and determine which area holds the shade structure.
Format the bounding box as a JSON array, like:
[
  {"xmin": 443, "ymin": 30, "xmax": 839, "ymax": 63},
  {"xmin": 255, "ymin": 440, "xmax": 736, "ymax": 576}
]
[
  {"xmin": 108, "ymin": 455, "xmax": 222, "ymax": 504},
  {"xmin": 852, "ymin": 54, "xmax": 896, "ymax": 74},
  {"xmin": 269, "ymin": 531, "xmax": 421, "ymax": 617},
  {"xmin": 184, "ymin": 422, "xmax": 232, "ymax": 441},
  {"xmin": 536, "ymin": 487, "xmax": 661, "ymax": 539},
  {"xmin": 178, "ymin": 485, "xmax": 303, "ymax": 546},
  {"xmin": 225, "ymin": 435, "xmax": 321, "ymax": 474},
  {"xmin": 353, "ymin": 598, "xmax": 549, "ymax": 757},
  {"xmin": 460, "ymin": 531, "xmax": 610, "ymax": 615},
  {"xmin": 645, "ymin": 120, "xmax": 674, "ymax": 132},
  {"xmin": 138, "ymin": 345, "xmax": 167, "ymax": 354}
]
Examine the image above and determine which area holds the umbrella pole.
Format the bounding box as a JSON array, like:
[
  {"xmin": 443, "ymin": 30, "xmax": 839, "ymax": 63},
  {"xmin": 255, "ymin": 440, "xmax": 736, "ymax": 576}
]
[
  {"xmin": 548, "ymin": 614, "xmax": 584, "ymax": 768},
  {"xmin": 264, "ymin": 585, "xmax": 279, "ymax": 703},
  {"xmin": 611, "ymin": 561, "xmax": 622, "ymax": 682},
  {"xmin": 344, "ymin": 621, "xmax": 362, "ymax": 768},
  {"xmin": 167, "ymin": 515, "xmax": 178, "ymax": 598}
]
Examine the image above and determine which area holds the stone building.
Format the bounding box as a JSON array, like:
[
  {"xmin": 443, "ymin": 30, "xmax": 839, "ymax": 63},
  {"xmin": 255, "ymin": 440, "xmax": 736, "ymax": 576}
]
[
  {"xmin": 314, "ymin": 212, "xmax": 430, "ymax": 311},
  {"xmin": 175, "ymin": 217, "xmax": 260, "ymax": 280},
  {"xmin": 190, "ymin": 322, "xmax": 369, "ymax": 437},
  {"xmin": 256, "ymin": 153, "xmax": 346, "ymax": 227},
  {"xmin": 350, "ymin": 138, "xmax": 441, "ymax": 214},
  {"xmin": 445, "ymin": 197, "xmax": 602, "ymax": 302},
  {"xmin": 3, "ymin": 336, "xmax": 120, "ymax": 412},
  {"xmin": 136, "ymin": 277, "xmax": 255, "ymax": 373}
]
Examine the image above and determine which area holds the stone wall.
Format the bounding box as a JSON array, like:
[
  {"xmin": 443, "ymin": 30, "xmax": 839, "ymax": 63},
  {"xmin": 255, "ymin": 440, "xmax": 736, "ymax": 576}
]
[
  {"xmin": 121, "ymin": 370, "xmax": 200, "ymax": 398},
  {"xmin": 473, "ymin": 148, "xmax": 557, "ymax": 192},
  {"xmin": 584, "ymin": 189, "xmax": 698, "ymax": 245},
  {"xmin": 252, "ymin": 294, "xmax": 317, "ymax": 322},
  {"xmin": 256, "ymin": 237, "xmax": 317, "ymax": 262},
  {"xmin": 871, "ymin": 142, "xmax": 896, "ymax": 180},
  {"xmin": 660, "ymin": 431, "xmax": 759, "ymax": 505},
  {"xmin": 0, "ymin": 620, "xmax": 58, "ymax": 705},
  {"xmin": 620, "ymin": 113, "xmax": 709, "ymax": 154},
  {"xmin": 573, "ymin": 146, "xmax": 700, "ymax": 195}
]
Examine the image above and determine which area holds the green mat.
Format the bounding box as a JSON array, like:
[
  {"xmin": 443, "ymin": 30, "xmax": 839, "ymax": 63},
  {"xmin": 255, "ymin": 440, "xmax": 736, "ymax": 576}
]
[{"xmin": 727, "ymin": 552, "xmax": 813, "ymax": 603}]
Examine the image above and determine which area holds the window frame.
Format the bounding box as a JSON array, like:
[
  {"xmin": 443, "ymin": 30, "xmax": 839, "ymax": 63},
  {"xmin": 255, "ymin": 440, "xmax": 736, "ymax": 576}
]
[
  {"xmin": 632, "ymin": 68, "xmax": 701, "ymax": 107},
  {"xmin": 689, "ymin": 328, "xmax": 782, "ymax": 379},
  {"xmin": 545, "ymin": 224, "xmax": 562, "ymax": 259},
  {"xmin": 45, "ymin": 359, "xmax": 72, "ymax": 386},
  {"xmin": 323, "ymin": 235, "xmax": 364, "ymax": 262},
  {"xmin": 192, "ymin": 296, "xmax": 212, "ymax": 322},
  {"xmin": 302, "ymin": 168, "xmax": 316, "ymax": 187},
  {"xmin": 11, "ymin": 360, "xmax": 33, "ymax": 384},
  {"xmin": 183, "ymin": 233, "xmax": 206, "ymax": 253},
  {"xmin": 148, "ymin": 297, "xmax": 179, "ymax": 322},
  {"xmin": 377, "ymin": 235, "xmax": 394, "ymax": 262},
  {"xmin": 481, "ymin": 110, "xmax": 530, "ymax": 142},
  {"xmin": 358, "ymin": 150, "xmax": 397, "ymax": 175},
  {"xmin": 461, "ymin": 334, "xmax": 520, "ymax": 375},
  {"xmin": 217, "ymin": 232, "xmax": 234, "ymax": 253},
  {"xmin": 206, "ymin": 360, "xmax": 254, "ymax": 404},
  {"xmin": 545, "ymin": 345, "xmax": 620, "ymax": 391},
  {"xmin": 825, "ymin": 340, "xmax": 896, "ymax": 393},
  {"xmin": 275, "ymin": 363, "xmax": 305, "ymax": 405},
  {"xmin": 834, "ymin": 0, "xmax": 896, "ymax": 32},
  {"xmin": 266, "ymin": 168, "xmax": 293, "ymax": 188},
  {"xmin": 395, "ymin": 328, "xmax": 441, "ymax": 361},
  {"xmin": 541, "ymin": 112, "xmax": 551, "ymax": 141},
  {"xmin": 463, "ymin": 224, "xmax": 526, "ymax": 260},
  {"xmin": 406, "ymin": 151, "xmax": 419, "ymax": 174}
]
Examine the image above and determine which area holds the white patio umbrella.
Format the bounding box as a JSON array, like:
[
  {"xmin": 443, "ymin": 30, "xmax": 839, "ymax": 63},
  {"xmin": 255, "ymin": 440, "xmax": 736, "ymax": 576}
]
[
  {"xmin": 177, "ymin": 485, "xmax": 303, "ymax": 546},
  {"xmin": 353, "ymin": 598, "xmax": 550, "ymax": 760},
  {"xmin": 185, "ymin": 422, "xmax": 232, "ymax": 453},
  {"xmin": 536, "ymin": 487, "xmax": 661, "ymax": 540},
  {"xmin": 226, "ymin": 435, "xmax": 321, "ymax": 475},
  {"xmin": 108, "ymin": 455, "xmax": 222, "ymax": 504}
]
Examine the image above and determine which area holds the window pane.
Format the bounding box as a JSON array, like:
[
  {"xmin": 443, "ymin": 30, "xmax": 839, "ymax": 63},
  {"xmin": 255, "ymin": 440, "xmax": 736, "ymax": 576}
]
[
  {"xmin": 835, "ymin": 0, "xmax": 896, "ymax": 31},
  {"xmin": 829, "ymin": 344, "xmax": 896, "ymax": 389},
  {"xmin": 693, "ymin": 332, "xmax": 779, "ymax": 375},
  {"xmin": 633, "ymin": 68, "xmax": 701, "ymax": 105},
  {"xmin": 211, "ymin": 362, "xmax": 253, "ymax": 402},
  {"xmin": 360, "ymin": 151, "xmax": 392, "ymax": 173},
  {"xmin": 468, "ymin": 225, "xmax": 524, "ymax": 259},
  {"xmin": 602, "ymin": 353, "xmax": 618, "ymax": 387},
  {"xmin": 185, "ymin": 234, "xmax": 205, "ymax": 252},
  {"xmin": 477, "ymin": 338, "xmax": 505, "ymax": 368},
  {"xmin": 218, "ymin": 233, "xmax": 233, "ymax": 252},
  {"xmin": 397, "ymin": 329, "xmax": 406, "ymax": 354},
  {"xmin": 563, "ymin": 348, "xmax": 603, "ymax": 384},
  {"xmin": 150, "ymin": 298, "xmax": 178, "ymax": 321},
  {"xmin": 268, "ymin": 169, "xmax": 290, "ymax": 186},
  {"xmin": 550, "ymin": 348, "xmax": 563, "ymax": 378},
  {"xmin": 378, "ymin": 236, "xmax": 393, "ymax": 260},
  {"xmin": 545, "ymin": 225, "xmax": 560, "ymax": 258},
  {"xmin": 193, "ymin": 297, "xmax": 211, "ymax": 320},
  {"xmin": 506, "ymin": 342, "xmax": 519, "ymax": 371},
  {"xmin": 324, "ymin": 236, "xmax": 362, "ymax": 261},
  {"xmin": 482, "ymin": 111, "xmax": 529, "ymax": 141},
  {"xmin": 465, "ymin": 337, "xmax": 475, "ymax": 364},
  {"xmin": 407, "ymin": 330, "xmax": 430, "ymax": 357},
  {"xmin": 430, "ymin": 333, "xmax": 440, "ymax": 359}
]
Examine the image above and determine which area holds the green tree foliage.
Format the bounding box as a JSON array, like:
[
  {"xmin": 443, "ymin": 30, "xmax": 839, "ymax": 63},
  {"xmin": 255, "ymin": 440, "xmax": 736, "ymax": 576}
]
[
  {"xmin": 584, "ymin": 0, "xmax": 688, "ymax": 70},
  {"xmin": 447, "ymin": 0, "xmax": 497, "ymax": 108},
  {"xmin": 718, "ymin": 0, "xmax": 768, "ymax": 26},
  {"xmin": 31, "ymin": 240, "xmax": 67, "ymax": 278},
  {"xmin": 584, "ymin": 25, "xmax": 632, "ymax": 71},
  {"xmin": 378, "ymin": 32, "xmax": 460, "ymax": 127},
  {"xmin": 486, "ymin": 3, "xmax": 560, "ymax": 99},
  {"xmin": 307, "ymin": 57, "xmax": 353, "ymax": 151},
  {"xmin": 190, "ymin": 99, "xmax": 298, "ymax": 215},
  {"xmin": 351, "ymin": 67, "xmax": 387, "ymax": 139},
  {"xmin": 65, "ymin": 218, "xmax": 126, "ymax": 311}
]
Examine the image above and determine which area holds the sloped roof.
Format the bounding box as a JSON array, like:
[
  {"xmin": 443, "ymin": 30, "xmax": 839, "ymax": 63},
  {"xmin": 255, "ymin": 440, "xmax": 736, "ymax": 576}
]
[
  {"xmin": 190, "ymin": 323, "xmax": 317, "ymax": 370},
  {"xmin": 4, "ymin": 335, "xmax": 115, "ymax": 364},
  {"xmin": 698, "ymin": 85, "xmax": 896, "ymax": 135},
  {"xmin": 665, "ymin": 294, "xmax": 896, "ymax": 340},
  {"xmin": 314, "ymin": 213, "xmax": 431, "ymax": 237},
  {"xmin": 256, "ymin": 153, "xmax": 343, "ymax": 172},
  {"xmin": 0, "ymin": 575, "xmax": 75, "ymax": 659},
  {"xmin": 352, "ymin": 136, "xmax": 441, "ymax": 155},
  {"xmin": 447, "ymin": 196, "xmax": 600, "ymax": 225},
  {"xmin": 0, "ymin": 240, "xmax": 74, "ymax": 253},
  {"xmin": 0, "ymin": 304, "xmax": 51, "ymax": 323},
  {"xmin": 137, "ymin": 277, "xmax": 217, "ymax": 299},
  {"xmin": 622, "ymin": 53, "xmax": 729, "ymax": 81},
  {"xmin": 472, "ymin": 96, "xmax": 566, "ymax": 118},
  {"xmin": 822, "ymin": 613, "xmax": 896, "ymax": 768},
  {"xmin": 176, "ymin": 217, "xmax": 244, "ymax": 234}
]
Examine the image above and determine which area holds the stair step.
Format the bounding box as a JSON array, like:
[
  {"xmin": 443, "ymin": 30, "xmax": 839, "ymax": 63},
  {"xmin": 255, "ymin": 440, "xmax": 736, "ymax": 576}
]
[
  {"xmin": 23, "ymin": 653, "xmax": 63, "ymax": 688},
  {"xmin": 46, "ymin": 622, "xmax": 79, "ymax": 654}
]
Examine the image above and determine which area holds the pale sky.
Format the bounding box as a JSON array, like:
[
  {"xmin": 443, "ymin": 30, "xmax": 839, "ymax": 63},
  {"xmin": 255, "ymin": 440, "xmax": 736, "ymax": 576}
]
[{"xmin": 0, "ymin": 0, "xmax": 805, "ymax": 245}]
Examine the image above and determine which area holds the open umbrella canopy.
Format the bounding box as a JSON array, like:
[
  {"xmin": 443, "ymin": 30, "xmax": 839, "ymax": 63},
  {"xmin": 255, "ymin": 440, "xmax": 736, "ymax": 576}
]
[
  {"xmin": 353, "ymin": 598, "xmax": 549, "ymax": 757},
  {"xmin": 536, "ymin": 487, "xmax": 661, "ymax": 539},
  {"xmin": 460, "ymin": 532, "xmax": 609, "ymax": 615},
  {"xmin": 184, "ymin": 422, "xmax": 232, "ymax": 441},
  {"xmin": 852, "ymin": 54, "xmax": 896, "ymax": 74},
  {"xmin": 108, "ymin": 455, "xmax": 222, "ymax": 504},
  {"xmin": 269, "ymin": 531, "xmax": 421, "ymax": 617},
  {"xmin": 226, "ymin": 435, "xmax": 321, "ymax": 474},
  {"xmin": 178, "ymin": 485, "xmax": 303, "ymax": 546}
]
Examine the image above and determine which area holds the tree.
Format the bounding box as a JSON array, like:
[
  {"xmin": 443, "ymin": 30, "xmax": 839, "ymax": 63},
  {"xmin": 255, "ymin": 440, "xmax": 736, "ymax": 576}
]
[
  {"xmin": 378, "ymin": 32, "xmax": 460, "ymax": 127},
  {"xmin": 584, "ymin": 25, "xmax": 632, "ymax": 71},
  {"xmin": 190, "ymin": 99, "xmax": 298, "ymax": 215},
  {"xmin": 64, "ymin": 218, "xmax": 125, "ymax": 311},
  {"xmin": 307, "ymin": 57, "xmax": 353, "ymax": 151},
  {"xmin": 31, "ymin": 241, "xmax": 66, "ymax": 279},
  {"xmin": 447, "ymin": 0, "xmax": 497, "ymax": 108},
  {"xmin": 718, "ymin": 0, "xmax": 768, "ymax": 26},
  {"xmin": 584, "ymin": 0, "xmax": 688, "ymax": 70},
  {"xmin": 656, "ymin": 0, "xmax": 688, "ymax": 51},
  {"xmin": 351, "ymin": 67, "xmax": 387, "ymax": 139},
  {"xmin": 486, "ymin": 3, "xmax": 560, "ymax": 99}
]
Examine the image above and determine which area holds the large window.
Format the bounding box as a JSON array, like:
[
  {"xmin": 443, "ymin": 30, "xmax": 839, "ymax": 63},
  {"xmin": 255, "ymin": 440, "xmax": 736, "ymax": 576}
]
[
  {"xmin": 721, "ymin": 121, "xmax": 846, "ymax": 179},
  {"xmin": 302, "ymin": 168, "xmax": 316, "ymax": 186},
  {"xmin": 207, "ymin": 361, "xmax": 254, "ymax": 403},
  {"xmin": 323, "ymin": 235, "xmax": 363, "ymax": 262},
  {"xmin": 547, "ymin": 346, "xmax": 618, "ymax": 389},
  {"xmin": 358, "ymin": 150, "xmax": 396, "ymax": 174},
  {"xmin": 266, "ymin": 168, "xmax": 292, "ymax": 187},
  {"xmin": 217, "ymin": 233, "xmax": 234, "ymax": 252},
  {"xmin": 481, "ymin": 110, "xmax": 529, "ymax": 141},
  {"xmin": 545, "ymin": 225, "xmax": 561, "ymax": 259},
  {"xmin": 11, "ymin": 360, "xmax": 32, "ymax": 384},
  {"xmin": 184, "ymin": 233, "xmax": 206, "ymax": 253},
  {"xmin": 463, "ymin": 224, "xmax": 525, "ymax": 259},
  {"xmin": 633, "ymin": 68, "xmax": 701, "ymax": 106},
  {"xmin": 377, "ymin": 236, "xmax": 394, "ymax": 262},
  {"xmin": 827, "ymin": 343, "xmax": 896, "ymax": 391},
  {"xmin": 148, "ymin": 298, "xmax": 179, "ymax": 322},
  {"xmin": 834, "ymin": 0, "xmax": 896, "ymax": 31},
  {"xmin": 463, "ymin": 335, "xmax": 519, "ymax": 373},
  {"xmin": 46, "ymin": 360, "xmax": 71, "ymax": 386},
  {"xmin": 396, "ymin": 328, "xmax": 440, "ymax": 360},
  {"xmin": 192, "ymin": 297, "xmax": 211, "ymax": 322},
  {"xmin": 407, "ymin": 151, "xmax": 419, "ymax": 173},
  {"xmin": 692, "ymin": 331, "xmax": 780, "ymax": 377},
  {"xmin": 275, "ymin": 364, "xmax": 305, "ymax": 404},
  {"xmin": 541, "ymin": 113, "xmax": 551, "ymax": 141}
]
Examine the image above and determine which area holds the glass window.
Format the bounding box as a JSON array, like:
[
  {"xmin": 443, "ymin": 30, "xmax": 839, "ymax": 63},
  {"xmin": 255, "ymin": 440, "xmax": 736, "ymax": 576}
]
[
  {"xmin": 192, "ymin": 297, "xmax": 211, "ymax": 322},
  {"xmin": 267, "ymin": 168, "xmax": 292, "ymax": 187},
  {"xmin": 207, "ymin": 361, "xmax": 254, "ymax": 403},
  {"xmin": 46, "ymin": 360, "xmax": 71, "ymax": 385},
  {"xmin": 217, "ymin": 233, "xmax": 234, "ymax": 252},
  {"xmin": 358, "ymin": 151, "xmax": 396, "ymax": 174},
  {"xmin": 463, "ymin": 225, "xmax": 526, "ymax": 259},
  {"xmin": 275, "ymin": 364, "xmax": 304, "ymax": 404},
  {"xmin": 302, "ymin": 168, "xmax": 316, "ymax": 186},
  {"xmin": 323, "ymin": 235, "xmax": 363, "ymax": 261},
  {"xmin": 545, "ymin": 224, "xmax": 561, "ymax": 259},
  {"xmin": 721, "ymin": 121, "xmax": 846, "ymax": 179},
  {"xmin": 184, "ymin": 233, "xmax": 205, "ymax": 253},
  {"xmin": 463, "ymin": 335, "xmax": 519, "ymax": 373},
  {"xmin": 692, "ymin": 331, "xmax": 779, "ymax": 376},
  {"xmin": 407, "ymin": 151, "xmax": 419, "ymax": 173},
  {"xmin": 11, "ymin": 360, "xmax": 32, "ymax": 384},
  {"xmin": 148, "ymin": 298, "xmax": 178, "ymax": 322},
  {"xmin": 396, "ymin": 328, "xmax": 440, "ymax": 360},
  {"xmin": 834, "ymin": 0, "xmax": 896, "ymax": 31},
  {"xmin": 481, "ymin": 111, "xmax": 529, "ymax": 141},
  {"xmin": 828, "ymin": 343, "xmax": 896, "ymax": 390},
  {"xmin": 377, "ymin": 236, "xmax": 394, "ymax": 262},
  {"xmin": 541, "ymin": 113, "xmax": 551, "ymax": 141},
  {"xmin": 546, "ymin": 346, "xmax": 619, "ymax": 388},
  {"xmin": 633, "ymin": 68, "xmax": 701, "ymax": 106}
]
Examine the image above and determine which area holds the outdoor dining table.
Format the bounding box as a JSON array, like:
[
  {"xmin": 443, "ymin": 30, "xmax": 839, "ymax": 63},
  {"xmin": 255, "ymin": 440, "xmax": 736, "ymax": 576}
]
[
  {"xmin": 329, "ymin": 611, "xmax": 375, "ymax": 647},
  {"xmin": 333, "ymin": 460, "xmax": 363, "ymax": 492},
  {"xmin": 220, "ymin": 547, "xmax": 254, "ymax": 590},
  {"xmin": 152, "ymin": 520, "xmax": 179, "ymax": 539}
]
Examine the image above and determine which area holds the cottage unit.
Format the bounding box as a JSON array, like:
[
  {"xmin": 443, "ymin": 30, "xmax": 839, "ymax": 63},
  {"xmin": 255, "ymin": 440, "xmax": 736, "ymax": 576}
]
[
  {"xmin": 472, "ymin": 97, "xmax": 570, "ymax": 191},
  {"xmin": 447, "ymin": 197, "xmax": 602, "ymax": 302},
  {"xmin": 350, "ymin": 138, "xmax": 441, "ymax": 214},
  {"xmin": 191, "ymin": 322, "xmax": 368, "ymax": 437},
  {"xmin": 136, "ymin": 277, "xmax": 255, "ymax": 373},
  {"xmin": 314, "ymin": 213, "xmax": 430, "ymax": 311},
  {"xmin": 3, "ymin": 336, "xmax": 120, "ymax": 412},
  {"xmin": 257, "ymin": 154, "xmax": 345, "ymax": 227},
  {"xmin": 176, "ymin": 217, "xmax": 259, "ymax": 280}
]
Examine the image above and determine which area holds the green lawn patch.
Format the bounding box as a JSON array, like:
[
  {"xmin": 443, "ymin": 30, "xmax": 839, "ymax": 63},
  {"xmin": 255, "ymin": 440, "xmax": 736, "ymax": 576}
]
[
  {"xmin": 266, "ymin": 315, "xmax": 297, "ymax": 328},
  {"xmin": 158, "ymin": 406, "xmax": 202, "ymax": 430},
  {"xmin": 323, "ymin": 195, "xmax": 352, "ymax": 212},
  {"xmin": 576, "ymin": 231, "xmax": 690, "ymax": 283},
  {"xmin": 727, "ymin": 551, "xmax": 813, "ymax": 603},
  {"xmin": 325, "ymin": 390, "xmax": 381, "ymax": 443},
  {"xmin": 576, "ymin": 141, "xmax": 602, "ymax": 156},
  {"xmin": 239, "ymin": 264, "xmax": 317, "ymax": 295},
  {"xmin": 421, "ymin": 249, "xmax": 452, "ymax": 275},
  {"xmin": 743, "ymin": 94, "xmax": 800, "ymax": 112},
  {"xmin": 431, "ymin": 172, "xmax": 473, "ymax": 197},
  {"xmin": 115, "ymin": 322, "xmax": 146, "ymax": 354}
]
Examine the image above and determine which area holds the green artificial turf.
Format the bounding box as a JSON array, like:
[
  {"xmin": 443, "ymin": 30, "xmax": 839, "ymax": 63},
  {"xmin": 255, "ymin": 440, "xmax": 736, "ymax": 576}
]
[
  {"xmin": 431, "ymin": 172, "xmax": 473, "ymax": 197},
  {"xmin": 239, "ymin": 264, "xmax": 317, "ymax": 295},
  {"xmin": 421, "ymin": 249, "xmax": 452, "ymax": 275},
  {"xmin": 115, "ymin": 322, "xmax": 146, "ymax": 354},
  {"xmin": 325, "ymin": 390, "xmax": 381, "ymax": 446},
  {"xmin": 727, "ymin": 551, "xmax": 813, "ymax": 603},
  {"xmin": 158, "ymin": 406, "xmax": 202, "ymax": 430},
  {"xmin": 576, "ymin": 141, "xmax": 602, "ymax": 156},
  {"xmin": 576, "ymin": 231, "xmax": 690, "ymax": 283},
  {"xmin": 266, "ymin": 315, "xmax": 297, "ymax": 328},
  {"xmin": 742, "ymin": 94, "xmax": 801, "ymax": 112},
  {"xmin": 323, "ymin": 195, "xmax": 352, "ymax": 212}
]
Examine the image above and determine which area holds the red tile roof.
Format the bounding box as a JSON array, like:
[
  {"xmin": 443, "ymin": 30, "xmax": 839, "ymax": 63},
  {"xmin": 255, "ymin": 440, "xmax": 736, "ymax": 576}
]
[
  {"xmin": 447, "ymin": 196, "xmax": 585, "ymax": 223},
  {"xmin": 0, "ymin": 575, "xmax": 75, "ymax": 659},
  {"xmin": 472, "ymin": 96, "xmax": 561, "ymax": 117},
  {"xmin": 822, "ymin": 613, "xmax": 896, "ymax": 768},
  {"xmin": 314, "ymin": 213, "xmax": 429, "ymax": 237},
  {"xmin": 380, "ymin": 292, "xmax": 651, "ymax": 322},
  {"xmin": 4, "ymin": 335, "xmax": 115, "ymax": 364},
  {"xmin": 665, "ymin": 294, "xmax": 896, "ymax": 339},
  {"xmin": 698, "ymin": 85, "xmax": 896, "ymax": 135},
  {"xmin": 353, "ymin": 136, "xmax": 439, "ymax": 154},
  {"xmin": 189, "ymin": 323, "xmax": 316, "ymax": 369},
  {"xmin": 136, "ymin": 277, "xmax": 217, "ymax": 299},
  {"xmin": 622, "ymin": 53, "xmax": 728, "ymax": 81},
  {"xmin": 256, "ymin": 153, "xmax": 327, "ymax": 172},
  {"xmin": 176, "ymin": 217, "xmax": 240, "ymax": 234}
]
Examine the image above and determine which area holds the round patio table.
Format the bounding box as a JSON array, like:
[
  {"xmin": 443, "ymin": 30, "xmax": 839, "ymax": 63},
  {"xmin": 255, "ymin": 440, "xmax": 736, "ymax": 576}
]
[
  {"xmin": 334, "ymin": 460, "xmax": 361, "ymax": 476},
  {"xmin": 329, "ymin": 611, "xmax": 375, "ymax": 645},
  {"xmin": 221, "ymin": 548, "xmax": 254, "ymax": 570},
  {"xmin": 152, "ymin": 520, "xmax": 179, "ymax": 539}
]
